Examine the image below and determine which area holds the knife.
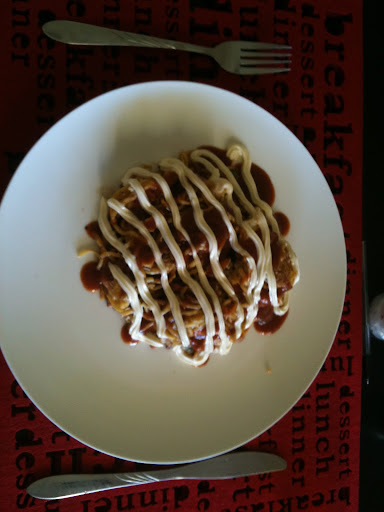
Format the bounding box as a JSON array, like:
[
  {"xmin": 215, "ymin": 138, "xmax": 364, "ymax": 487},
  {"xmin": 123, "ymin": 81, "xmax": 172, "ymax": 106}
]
[{"xmin": 27, "ymin": 452, "xmax": 286, "ymax": 500}]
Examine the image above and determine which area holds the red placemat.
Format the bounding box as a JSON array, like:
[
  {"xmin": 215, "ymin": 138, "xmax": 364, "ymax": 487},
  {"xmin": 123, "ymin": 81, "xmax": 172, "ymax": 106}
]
[{"xmin": 0, "ymin": 1, "xmax": 362, "ymax": 511}]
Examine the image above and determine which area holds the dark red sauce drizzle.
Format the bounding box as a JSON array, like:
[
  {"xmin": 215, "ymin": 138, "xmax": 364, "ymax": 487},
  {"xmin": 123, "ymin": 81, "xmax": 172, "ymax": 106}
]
[
  {"xmin": 254, "ymin": 307, "xmax": 288, "ymax": 334},
  {"xmin": 80, "ymin": 261, "xmax": 101, "ymax": 292},
  {"xmin": 274, "ymin": 211, "xmax": 290, "ymax": 237},
  {"xmin": 251, "ymin": 164, "xmax": 275, "ymax": 206},
  {"xmin": 85, "ymin": 221, "xmax": 101, "ymax": 240},
  {"xmin": 121, "ymin": 324, "xmax": 138, "ymax": 345},
  {"xmin": 201, "ymin": 146, "xmax": 275, "ymax": 206}
]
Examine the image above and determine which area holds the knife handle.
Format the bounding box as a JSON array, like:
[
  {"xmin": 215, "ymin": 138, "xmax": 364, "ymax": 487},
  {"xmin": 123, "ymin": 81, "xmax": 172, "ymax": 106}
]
[{"xmin": 27, "ymin": 472, "xmax": 156, "ymax": 500}]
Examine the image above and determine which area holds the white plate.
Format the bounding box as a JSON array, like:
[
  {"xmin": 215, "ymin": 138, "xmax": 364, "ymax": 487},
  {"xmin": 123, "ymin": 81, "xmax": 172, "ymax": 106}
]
[{"xmin": 0, "ymin": 82, "xmax": 346, "ymax": 464}]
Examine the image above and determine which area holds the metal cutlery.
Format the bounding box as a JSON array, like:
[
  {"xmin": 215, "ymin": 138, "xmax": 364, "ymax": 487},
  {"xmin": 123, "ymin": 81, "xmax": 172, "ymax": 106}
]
[
  {"xmin": 27, "ymin": 451, "xmax": 286, "ymax": 500},
  {"xmin": 43, "ymin": 20, "xmax": 291, "ymax": 75}
]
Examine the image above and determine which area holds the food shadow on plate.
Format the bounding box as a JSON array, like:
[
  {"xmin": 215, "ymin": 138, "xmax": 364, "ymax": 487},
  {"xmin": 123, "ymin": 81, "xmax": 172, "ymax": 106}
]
[{"xmin": 97, "ymin": 91, "xmax": 220, "ymax": 198}]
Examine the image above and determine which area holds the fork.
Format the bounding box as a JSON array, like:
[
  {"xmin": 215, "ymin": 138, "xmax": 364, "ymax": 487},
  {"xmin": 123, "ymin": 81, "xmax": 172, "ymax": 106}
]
[{"xmin": 43, "ymin": 20, "xmax": 291, "ymax": 75}]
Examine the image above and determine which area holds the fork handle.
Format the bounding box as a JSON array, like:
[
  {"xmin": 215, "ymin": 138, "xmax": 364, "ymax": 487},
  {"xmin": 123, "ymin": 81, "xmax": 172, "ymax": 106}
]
[{"xmin": 43, "ymin": 20, "xmax": 210, "ymax": 55}]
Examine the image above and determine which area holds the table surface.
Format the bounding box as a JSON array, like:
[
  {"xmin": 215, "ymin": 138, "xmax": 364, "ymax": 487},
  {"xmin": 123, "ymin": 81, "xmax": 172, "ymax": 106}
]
[
  {"xmin": 0, "ymin": 0, "xmax": 377, "ymax": 510},
  {"xmin": 360, "ymin": 1, "xmax": 384, "ymax": 510}
]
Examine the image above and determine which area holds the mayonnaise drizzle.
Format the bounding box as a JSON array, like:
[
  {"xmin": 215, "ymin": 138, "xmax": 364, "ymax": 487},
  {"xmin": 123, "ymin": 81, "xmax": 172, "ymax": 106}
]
[
  {"xmin": 109, "ymin": 264, "xmax": 162, "ymax": 347},
  {"xmin": 121, "ymin": 167, "xmax": 230, "ymax": 353},
  {"xmin": 162, "ymin": 159, "xmax": 259, "ymax": 329},
  {"xmin": 108, "ymin": 196, "xmax": 190, "ymax": 348},
  {"xmin": 191, "ymin": 148, "xmax": 280, "ymax": 311},
  {"xmin": 99, "ymin": 144, "xmax": 298, "ymax": 365},
  {"xmin": 158, "ymin": 158, "xmax": 246, "ymax": 342},
  {"xmin": 115, "ymin": 179, "xmax": 216, "ymax": 353},
  {"xmin": 98, "ymin": 198, "xmax": 167, "ymax": 341},
  {"xmin": 231, "ymin": 144, "xmax": 300, "ymax": 313}
]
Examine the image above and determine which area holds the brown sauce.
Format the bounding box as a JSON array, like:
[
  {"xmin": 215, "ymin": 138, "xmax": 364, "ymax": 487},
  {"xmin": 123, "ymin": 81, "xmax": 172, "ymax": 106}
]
[
  {"xmin": 233, "ymin": 283, "xmax": 245, "ymax": 303},
  {"xmin": 85, "ymin": 221, "xmax": 102, "ymax": 240},
  {"xmin": 144, "ymin": 216, "xmax": 156, "ymax": 232},
  {"xmin": 255, "ymin": 288, "xmax": 289, "ymax": 333},
  {"xmin": 190, "ymin": 338, "xmax": 206, "ymax": 354},
  {"xmin": 163, "ymin": 171, "xmax": 179, "ymax": 187},
  {"xmin": 222, "ymin": 300, "xmax": 237, "ymax": 316},
  {"xmin": 200, "ymin": 146, "xmax": 275, "ymax": 206},
  {"xmin": 80, "ymin": 261, "xmax": 102, "ymax": 292},
  {"xmin": 204, "ymin": 207, "xmax": 229, "ymax": 250},
  {"xmin": 274, "ymin": 211, "xmax": 290, "ymax": 236},
  {"xmin": 131, "ymin": 234, "xmax": 155, "ymax": 270},
  {"xmin": 181, "ymin": 207, "xmax": 209, "ymax": 252},
  {"xmin": 270, "ymin": 232, "xmax": 283, "ymax": 269},
  {"xmin": 121, "ymin": 324, "xmax": 138, "ymax": 345},
  {"xmin": 139, "ymin": 317, "xmax": 155, "ymax": 334},
  {"xmin": 254, "ymin": 306, "xmax": 288, "ymax": 334},
  {"xmin": 143, "ymin": 180, "xmax": 163, "ymax": 205},
  {"xmin": 129, "ymin": 198, "xmax": 147, "ymax": 220},
  {"xmin": 251, "ymin": 164, "xmax": 275, "ymax": 206},
  {"xmin": 239, "ymin": 235, "xmax": 258, "ymax": 262},
  {"xmin": 136, "ymin": 244, "xmax": 155, "ymax": 270}
]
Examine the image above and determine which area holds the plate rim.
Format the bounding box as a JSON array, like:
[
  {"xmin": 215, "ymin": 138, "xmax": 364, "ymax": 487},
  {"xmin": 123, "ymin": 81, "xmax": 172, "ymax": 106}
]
[{"xmin": 0, "ymin": 81, "xmax": 347, "ymax": 463}]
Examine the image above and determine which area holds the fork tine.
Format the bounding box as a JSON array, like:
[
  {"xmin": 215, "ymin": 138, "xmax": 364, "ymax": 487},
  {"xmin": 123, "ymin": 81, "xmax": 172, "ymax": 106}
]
[
  {"xmin": 241, "ymin": 43, "xmax": 292, "ymax": 50},
  {"xmin": 237, "ymin": 67, "xmax": 291, "ymax": 75},
  {"xmin": 240, "ymin": 59, "xmax": 291, "ymax": 66},
  {"xmin": 240, "ymin": 52, "xmax": 291, "ymax": 58}
]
